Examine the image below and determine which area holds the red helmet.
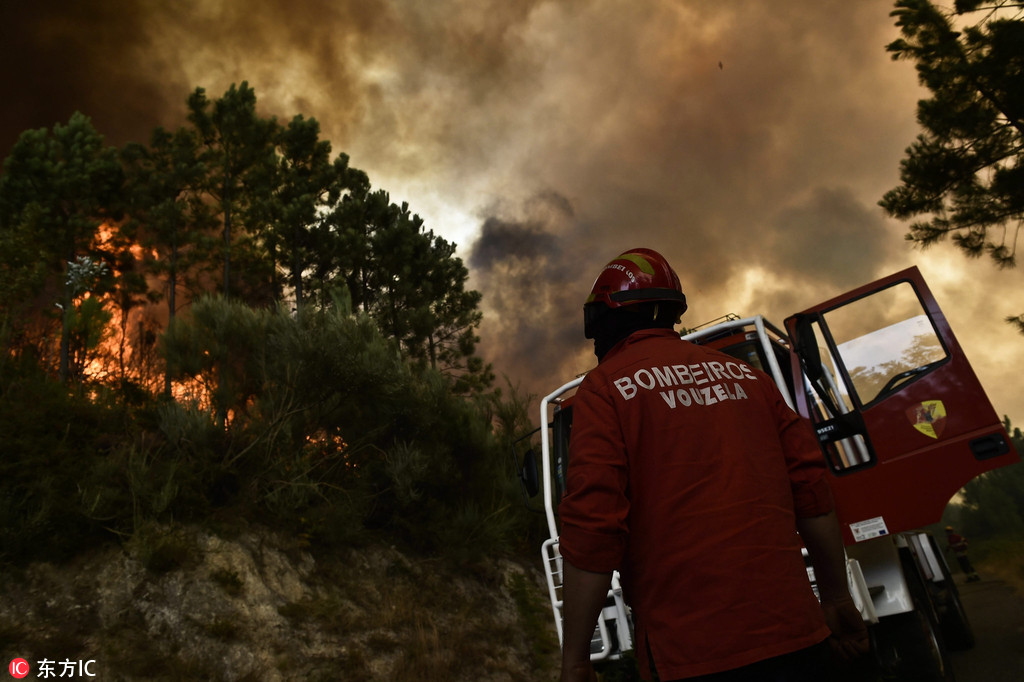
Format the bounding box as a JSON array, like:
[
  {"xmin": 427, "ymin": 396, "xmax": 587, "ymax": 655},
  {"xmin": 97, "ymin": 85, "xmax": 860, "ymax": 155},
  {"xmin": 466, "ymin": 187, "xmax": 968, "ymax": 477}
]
[
  {"xmin": 584, "ymin": 248, "xmax": 687, "ymax": 340},
  {"xmin": 586, "ymin": 248, "xmax": 688, "ymax": 311}
]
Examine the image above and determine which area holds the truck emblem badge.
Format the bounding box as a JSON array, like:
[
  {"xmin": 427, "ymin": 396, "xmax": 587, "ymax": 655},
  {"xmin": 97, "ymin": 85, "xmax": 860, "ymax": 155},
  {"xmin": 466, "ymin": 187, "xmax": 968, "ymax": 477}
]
[{"xmin": 907, "ymin": 400, "xmax": 946, "ymax": 438}]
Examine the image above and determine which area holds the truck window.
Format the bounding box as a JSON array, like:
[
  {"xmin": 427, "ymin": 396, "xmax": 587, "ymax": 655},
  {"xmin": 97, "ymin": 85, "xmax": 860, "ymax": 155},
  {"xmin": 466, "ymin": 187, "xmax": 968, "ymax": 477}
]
[
  {"xmin": 796, "ymin": 280, "xmax": 950, "ymax": 474},
  {"xmin": 718, "ymin": 338, "xmax": 796, "ymax": 404},
  {"xmin": 552, "ymin": 404, "xmax": 573, "ymax": 500},
  {"xmin": 822, "ymin": 281, "xmax": 948, "ymax": 409}
]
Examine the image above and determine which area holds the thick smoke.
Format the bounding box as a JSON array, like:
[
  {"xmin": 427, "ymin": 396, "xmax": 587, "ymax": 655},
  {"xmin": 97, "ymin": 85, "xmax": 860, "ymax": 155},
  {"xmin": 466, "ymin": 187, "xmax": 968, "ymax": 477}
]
[
  {"xmin": 0, "ymin": 1, "xmax": 184, "ymax": 152},
  {"xmin": 469, "ymin": 192, "xmax": 596, "ymax": 391},
  {"xmin": 2, "ymin": 0, "xmax": 1022, "ymax": 419}
]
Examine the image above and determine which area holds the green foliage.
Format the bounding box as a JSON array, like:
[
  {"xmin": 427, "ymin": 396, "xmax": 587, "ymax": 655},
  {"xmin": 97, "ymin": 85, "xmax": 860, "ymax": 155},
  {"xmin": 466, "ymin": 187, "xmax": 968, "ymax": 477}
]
[
  {"xmin": 121, "ymin": 124, "xmax": 218, "ymax": 393},
  {"xmin": 271, "ymin": 115, "xmax": 369, "ymax": 313},
  {"xmin": 0, "ymin": 82, "xmax": 518, "ymax": 569},
  {"xmin": 0, "ymin": 352, "xmax": 127, "ymax": 562},
  {"xmin": 187, "ymin": 81, "xmax": 280, "ymax": 303},
  {"xmin": 0, "ymin": 112, "xmax": 124, "ymax": 381},
  {"xmin": 0, "ymin": 202, "xmax": 50, "ymax": 331},
  {"xmin": 941, "ymin": 418, "xmax": 1024, "ymax": 593},
  {"xmin": 1, "ymin": 82, "xmax": 490, "ymax": 394},
  {"xmin": 961, "ymin": 468, "xmax": 1024, "ymax": 536},
  {"xmin": 155, "ymin": 293, "xmax": 532, "ymax": 560},
  {"xmin": 65, "ymin": 293, "xmax": 114, "ymax": 382},
  {"xmin": 357, "ymin": 197, "xmax": 490, "ymax": 390},
  {"xmin": 967, "ymin": 536, "xmax": 1024, "ymax": 595},
  {"xmin": 161, "ymin": 294, "xmax": 271, "ymax": 423},
  {"xmin": 318, "ymin": 187, "xmax": 492, "ymax": 392},
  {"xmin": 881, "ymin": 0, "xmax": 1024, "ymax": 330}
]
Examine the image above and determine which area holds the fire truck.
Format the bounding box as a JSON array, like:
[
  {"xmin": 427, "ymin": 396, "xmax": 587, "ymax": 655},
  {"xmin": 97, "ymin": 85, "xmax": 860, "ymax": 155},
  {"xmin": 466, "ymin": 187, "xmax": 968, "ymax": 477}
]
[{"xmin": 512, "ymin": 266, "xmax": 1019, "ymax": 681}]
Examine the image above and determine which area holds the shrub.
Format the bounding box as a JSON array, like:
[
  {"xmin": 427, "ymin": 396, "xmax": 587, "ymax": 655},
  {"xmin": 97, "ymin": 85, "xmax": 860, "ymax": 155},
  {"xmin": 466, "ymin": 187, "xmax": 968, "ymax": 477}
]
[
  {"xmin": 0, "ymin": 354, "xmax": 127, "ymax": 563},
  {"xmin": 2, "ymin": 292, "xmax": 538, "ymax": 567}
]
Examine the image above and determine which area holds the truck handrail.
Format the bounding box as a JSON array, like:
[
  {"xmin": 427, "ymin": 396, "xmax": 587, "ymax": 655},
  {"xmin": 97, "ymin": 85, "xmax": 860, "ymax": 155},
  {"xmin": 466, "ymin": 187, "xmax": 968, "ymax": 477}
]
[
  {"xmin": 682, "ymin": 315, "xmax": 795, "ymax": 410},
  {"xmin": 540, "ymin": 376, "xmax": 585, "ymax": 540}
]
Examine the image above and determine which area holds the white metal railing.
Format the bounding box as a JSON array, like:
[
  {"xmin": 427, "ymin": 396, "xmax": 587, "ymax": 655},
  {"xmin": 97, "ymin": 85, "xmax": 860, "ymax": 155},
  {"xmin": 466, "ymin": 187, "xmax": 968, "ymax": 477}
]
[
  {"xmin": 542, "ymin": 538, "xmax": 633, "ymax": 661},
  {"xmin": 540, "ymin": 376, "xmax": 584, "ymax": 541}
]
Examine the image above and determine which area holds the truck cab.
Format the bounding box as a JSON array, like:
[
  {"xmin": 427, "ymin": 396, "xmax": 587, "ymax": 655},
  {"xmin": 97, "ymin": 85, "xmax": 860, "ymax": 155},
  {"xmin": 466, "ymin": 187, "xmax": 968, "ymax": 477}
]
[{"xmin": 515, "ymin": 266, "xmax": 1018, "ymax": 680}]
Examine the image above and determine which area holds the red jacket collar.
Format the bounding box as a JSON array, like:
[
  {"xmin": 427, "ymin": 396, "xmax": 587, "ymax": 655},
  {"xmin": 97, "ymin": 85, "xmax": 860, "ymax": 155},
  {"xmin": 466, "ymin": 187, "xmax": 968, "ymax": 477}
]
[{"xmin": 601, "ymin": 327, "xmax": 680, "ymax": 362}]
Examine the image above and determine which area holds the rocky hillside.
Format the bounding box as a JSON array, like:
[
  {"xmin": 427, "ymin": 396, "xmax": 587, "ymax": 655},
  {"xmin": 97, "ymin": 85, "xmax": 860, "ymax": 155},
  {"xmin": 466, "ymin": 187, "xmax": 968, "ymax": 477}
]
[{"xmin": 0, "ymin": 524, "xmax": 561, "ymax": 681}]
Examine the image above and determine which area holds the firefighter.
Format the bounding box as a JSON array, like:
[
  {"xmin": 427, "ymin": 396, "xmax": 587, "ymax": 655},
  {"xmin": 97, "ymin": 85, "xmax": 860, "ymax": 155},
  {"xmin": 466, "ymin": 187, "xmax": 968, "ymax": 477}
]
[
  {"xmin": 945, "ymin": 526, "xmax": 981, "ymax": 582},
  {"xmin": 558, "ymin": 248, "xmax": 869, "ymax": 682}
]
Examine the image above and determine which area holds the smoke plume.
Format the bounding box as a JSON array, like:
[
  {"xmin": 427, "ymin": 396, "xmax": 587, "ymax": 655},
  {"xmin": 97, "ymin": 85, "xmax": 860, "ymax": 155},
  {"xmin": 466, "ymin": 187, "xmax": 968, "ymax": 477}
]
[{"xmin": 2, "ymin": 0, "xmax": 1022, "ymax": 420}]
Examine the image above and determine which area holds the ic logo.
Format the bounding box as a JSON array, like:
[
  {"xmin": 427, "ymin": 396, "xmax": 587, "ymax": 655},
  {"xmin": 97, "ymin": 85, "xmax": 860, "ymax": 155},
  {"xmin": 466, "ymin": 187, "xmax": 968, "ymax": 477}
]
[{"xmin": 8, "ymin": 658, "xmax": 29, "ymax": 679}]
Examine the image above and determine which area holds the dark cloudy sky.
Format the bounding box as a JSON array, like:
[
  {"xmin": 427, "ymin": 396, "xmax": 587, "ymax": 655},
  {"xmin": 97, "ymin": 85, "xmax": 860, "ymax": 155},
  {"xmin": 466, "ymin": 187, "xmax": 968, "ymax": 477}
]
[{"xmin": 2, "ymin": 0, "xmax": 1021, "ymax": 422}]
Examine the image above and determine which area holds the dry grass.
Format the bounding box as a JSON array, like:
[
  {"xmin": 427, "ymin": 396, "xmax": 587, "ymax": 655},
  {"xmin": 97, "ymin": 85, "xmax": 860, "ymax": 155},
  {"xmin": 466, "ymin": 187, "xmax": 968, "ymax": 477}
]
[
  {"xmin": 272, "ymin": 545, "xmax": 559, "ymax": 680},
  {"xmin": 976, "ymin": 537, "xmax": 1024, "ymax": 596},
  {"xmin": 1, "ymin": 529, "xmax": 559, "ymax": 681}
]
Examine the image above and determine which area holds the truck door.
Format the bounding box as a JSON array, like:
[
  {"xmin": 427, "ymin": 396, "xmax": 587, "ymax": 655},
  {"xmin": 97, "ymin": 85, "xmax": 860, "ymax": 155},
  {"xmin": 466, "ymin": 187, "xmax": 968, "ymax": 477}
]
[{"xmin": 784, "ymin": 266, "xmax": 1018, "ymax": 545}]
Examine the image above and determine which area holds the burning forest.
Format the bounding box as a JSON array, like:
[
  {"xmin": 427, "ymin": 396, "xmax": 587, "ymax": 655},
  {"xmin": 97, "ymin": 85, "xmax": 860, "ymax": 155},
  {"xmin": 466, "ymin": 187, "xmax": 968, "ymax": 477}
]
[{"xmin": 0, "ymin": 84, "xmax": 535, "ymax": 574}]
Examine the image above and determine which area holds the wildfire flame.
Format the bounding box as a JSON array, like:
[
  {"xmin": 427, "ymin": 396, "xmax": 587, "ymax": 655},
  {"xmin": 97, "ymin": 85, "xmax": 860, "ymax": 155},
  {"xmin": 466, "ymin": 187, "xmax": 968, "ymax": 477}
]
[{"xmin": 80, "ymin": 223, "xmax": 203, "ymax": 405}]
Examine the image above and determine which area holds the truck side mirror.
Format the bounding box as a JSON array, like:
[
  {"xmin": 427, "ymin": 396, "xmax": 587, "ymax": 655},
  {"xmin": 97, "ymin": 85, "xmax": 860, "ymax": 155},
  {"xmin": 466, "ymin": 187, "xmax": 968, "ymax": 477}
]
[
  {"xmin": 793, "ymin": 315, "xmax": 824, "ymax": 383},
  {"xmin": 520, "ymin": 448, "xmax": 540, "ymax": 498}
]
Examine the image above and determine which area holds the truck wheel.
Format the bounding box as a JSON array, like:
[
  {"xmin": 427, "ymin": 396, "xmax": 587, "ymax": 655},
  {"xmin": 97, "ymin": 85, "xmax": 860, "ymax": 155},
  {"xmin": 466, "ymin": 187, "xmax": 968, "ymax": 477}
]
[
  {"xmin": 927, "ymin": 535, "xmax": 976, "ymax": 650},
  {"xmin": 935, "ymin": 579, "xmax": 975, "ymax": 651},
  {"xmin": 874, "ymin": 610, "xmax": 955, "ymax": 682}
]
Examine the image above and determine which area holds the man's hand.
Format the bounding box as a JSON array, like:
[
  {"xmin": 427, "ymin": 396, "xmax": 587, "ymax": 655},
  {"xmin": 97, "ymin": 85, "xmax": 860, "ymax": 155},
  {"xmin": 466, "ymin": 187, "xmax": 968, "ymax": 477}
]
[
  {"xmin": 821, "ymin": 595, "xmax": 870, "ymax": 661},
  {"xmin": 560, "ymin": 661, "xmax": 598, "ymax": 682},
  {"xmin": 559, "ymin": 561, "xmax": 612, "ymax": 682}
]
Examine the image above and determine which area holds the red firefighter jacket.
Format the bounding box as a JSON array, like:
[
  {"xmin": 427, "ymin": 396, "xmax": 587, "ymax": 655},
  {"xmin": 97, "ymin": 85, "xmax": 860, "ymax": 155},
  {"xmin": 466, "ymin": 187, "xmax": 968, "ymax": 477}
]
[
  {"xmin": 558, "ymin": 328, "xmax": 833, "ymax": 679},
  {"xmin": 946, "ymin": 532, "xmax": 969, "ymax": 555}
]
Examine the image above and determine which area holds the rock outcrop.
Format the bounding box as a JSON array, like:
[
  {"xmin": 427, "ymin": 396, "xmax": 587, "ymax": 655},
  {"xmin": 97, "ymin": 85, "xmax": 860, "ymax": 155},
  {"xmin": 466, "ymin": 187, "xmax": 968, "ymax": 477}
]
[{"xmin": 0, "ymin": 525, "xmax": 560, "ymax": 681}]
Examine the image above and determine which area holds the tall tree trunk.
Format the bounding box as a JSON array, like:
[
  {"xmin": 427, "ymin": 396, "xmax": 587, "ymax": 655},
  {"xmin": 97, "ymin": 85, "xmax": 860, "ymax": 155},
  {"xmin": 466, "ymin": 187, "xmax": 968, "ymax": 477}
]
[
  {"xmin": 58, "ymin": 257, "xmax": 73, "ymax": 384},
  {"xmin": 292, "ymin": 242, "xmax": 303, "ymax": 313},
  {"xmin": 118, "ymin": 295, "xmax": 129, "ymax": 382},
  {"xmin": 164, "ymin": 243, "xmax": 178, "ymax": 398},
  {"xmin": 222, "ymin": 162, "xmax": 233, "ymax": 299},
  {"xmin": 223, "ymin": 197, "xmax": 232, "ymax": 298}
]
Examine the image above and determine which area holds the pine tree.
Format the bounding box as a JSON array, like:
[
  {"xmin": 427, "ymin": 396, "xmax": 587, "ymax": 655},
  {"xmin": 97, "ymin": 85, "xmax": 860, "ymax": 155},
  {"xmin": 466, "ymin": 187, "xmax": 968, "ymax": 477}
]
[
  {"xmin": 272, "ymin": 115, "xmax": 368, "ymax": 312},
  {"xmin": 0, "ymin": 112, "xmax": 123, "ymax": 382},
  {"xmin": 186, "ymin": 82, "xmax": 279, "ymax": 304},
  {"xmin": 122, "ymin": 125, "xmax": 218, "ymax": 394},
  {"xmin": 881, "ymin": 0, "xmax": 1024, "ymax": 332}
]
